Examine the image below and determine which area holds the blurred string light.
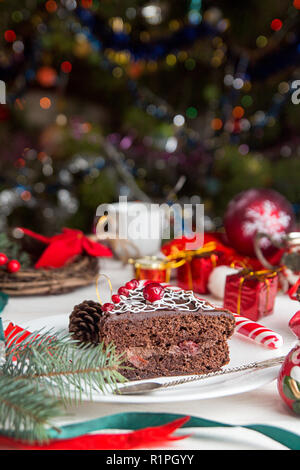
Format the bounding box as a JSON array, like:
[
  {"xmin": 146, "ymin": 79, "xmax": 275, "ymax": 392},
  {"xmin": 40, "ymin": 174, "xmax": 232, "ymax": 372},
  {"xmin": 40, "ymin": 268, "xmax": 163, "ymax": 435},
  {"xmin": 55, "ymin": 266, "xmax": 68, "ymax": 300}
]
[
  {"xmin": 141, "ymin": 3, "xmax": 163, "ymax": 25},
  {"xmin": 1, "ymin": 2, "xmax": 300, "ymax": 156},
  {"xmin": 270, "ymin": 19, "xmax": 283, "ymax": 31},
  {"xmin": 0, "ymin": 148, "xmax": 110, "ymax": 230},
  {"xmin": 188, "ymin": 0, "xmax": 202, "ymax": 25}
]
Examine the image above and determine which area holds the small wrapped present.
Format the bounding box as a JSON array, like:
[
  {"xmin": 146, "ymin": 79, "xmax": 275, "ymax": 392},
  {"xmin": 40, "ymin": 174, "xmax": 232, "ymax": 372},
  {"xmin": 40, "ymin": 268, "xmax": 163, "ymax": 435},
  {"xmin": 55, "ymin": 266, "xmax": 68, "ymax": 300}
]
[
  {"xmin": 223, "ymin": 269, "xmax": 279, "ymax": 321},
  {"xmin": 176, "ymin": 254, "xmax": 218, "ymax": 293},
  {"xmin": 129, "ymin": 256, "xmax": 185, "ymax": 283},
  {"xmin": 165, "ymin": 241, "xmax": 218, "ymax": 294}
]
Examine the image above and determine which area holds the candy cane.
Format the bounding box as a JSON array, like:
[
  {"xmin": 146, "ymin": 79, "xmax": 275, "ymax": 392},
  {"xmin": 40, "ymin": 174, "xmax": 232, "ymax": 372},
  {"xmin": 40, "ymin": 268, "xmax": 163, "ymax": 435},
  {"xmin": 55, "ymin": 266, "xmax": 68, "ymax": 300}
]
[{"xmin": 233, "ymin": 314, "xmax": 283, "ymax": 349}]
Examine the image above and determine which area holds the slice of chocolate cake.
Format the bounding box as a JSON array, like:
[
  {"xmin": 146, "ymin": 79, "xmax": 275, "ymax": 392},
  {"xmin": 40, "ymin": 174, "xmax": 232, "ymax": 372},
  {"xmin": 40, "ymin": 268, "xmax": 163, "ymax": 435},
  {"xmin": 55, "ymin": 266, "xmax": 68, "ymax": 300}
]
[{"xmin": 69, "ymin": 280, "xmax": 235, "ymax": 381}]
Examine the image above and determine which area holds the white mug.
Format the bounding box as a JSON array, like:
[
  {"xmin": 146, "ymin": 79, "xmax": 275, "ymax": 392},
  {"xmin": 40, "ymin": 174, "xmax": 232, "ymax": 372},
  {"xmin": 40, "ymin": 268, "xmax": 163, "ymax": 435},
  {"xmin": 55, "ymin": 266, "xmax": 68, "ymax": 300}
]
[{"xmin": 96, "ymin": 200, "xmax": 165, "ymax": 257}]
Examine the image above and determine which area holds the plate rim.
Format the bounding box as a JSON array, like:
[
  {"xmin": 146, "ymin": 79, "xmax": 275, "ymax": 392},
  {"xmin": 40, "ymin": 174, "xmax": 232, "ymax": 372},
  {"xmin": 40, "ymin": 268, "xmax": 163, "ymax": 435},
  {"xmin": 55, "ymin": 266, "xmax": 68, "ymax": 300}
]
[{"xmin": 20, "ymin": 313, "xmax": 281, "ymax": 404}]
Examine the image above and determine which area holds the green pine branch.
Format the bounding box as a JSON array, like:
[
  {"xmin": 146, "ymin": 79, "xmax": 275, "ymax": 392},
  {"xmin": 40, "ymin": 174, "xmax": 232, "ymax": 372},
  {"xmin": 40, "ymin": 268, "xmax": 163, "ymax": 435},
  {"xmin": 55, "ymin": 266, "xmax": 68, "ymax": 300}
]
[
  {"xmin": 0, "ymin": 234, "xmax": 31, "ymax": 268},
  {"xmin": 0, "ymin": 375, "xmax": 63, "ymax": 443},
  {"xmin": 0, "ymin": 329, "xmax": 127, "ymax": 442}
]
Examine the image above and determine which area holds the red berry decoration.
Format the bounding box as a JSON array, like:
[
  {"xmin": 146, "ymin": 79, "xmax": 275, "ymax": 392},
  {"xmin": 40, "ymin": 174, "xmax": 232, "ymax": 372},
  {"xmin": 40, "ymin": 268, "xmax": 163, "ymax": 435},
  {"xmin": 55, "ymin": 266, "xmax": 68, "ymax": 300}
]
[
  {"xmin": 0, "ymin": 253, "xmax": 8, "ymax": 266},
  {"xmin": 224, "ymin": 188, "xmax": 295, "ymax": 256},
  {"xmin": 143, "ymin": 283, "xmax": 165, "ymax": 302},
  {"xmin": 7, "ymin": 260, "xmax": 21, "ymax": 273},
  {"xmin": 125, "ymin": 279, "xmax": 139, "ymax": 290},
  {"xmin": 118, "ymin": 286, "xmax": 130, "ymax": 297},
  {"xmin": 111, "ymin": 294, "xmax": 121, "ymax": 304},
  {"xmin": 102, "ymin": 303, "xmax": 115, "ymax": 312}
]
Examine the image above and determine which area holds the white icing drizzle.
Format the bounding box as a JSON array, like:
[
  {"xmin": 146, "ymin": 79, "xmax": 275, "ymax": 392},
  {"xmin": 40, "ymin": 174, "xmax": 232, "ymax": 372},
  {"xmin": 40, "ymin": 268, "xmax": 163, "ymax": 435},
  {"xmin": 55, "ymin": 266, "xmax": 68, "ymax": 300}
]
[{"xmin": 111, "ymin": 281, "xmax": 215, "ymax": 315}]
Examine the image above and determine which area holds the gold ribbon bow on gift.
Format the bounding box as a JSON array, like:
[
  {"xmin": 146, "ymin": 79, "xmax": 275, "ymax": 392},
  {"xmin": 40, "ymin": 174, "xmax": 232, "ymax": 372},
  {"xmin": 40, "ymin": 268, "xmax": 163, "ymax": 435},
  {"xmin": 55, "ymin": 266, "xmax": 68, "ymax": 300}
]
[
  {"xmin": 166, "ymin": 241, "xmax": 218, "ymax": 290},
  {"xmin": 235, "ymin": 268, "xmax": 278, "ymax": 316}
]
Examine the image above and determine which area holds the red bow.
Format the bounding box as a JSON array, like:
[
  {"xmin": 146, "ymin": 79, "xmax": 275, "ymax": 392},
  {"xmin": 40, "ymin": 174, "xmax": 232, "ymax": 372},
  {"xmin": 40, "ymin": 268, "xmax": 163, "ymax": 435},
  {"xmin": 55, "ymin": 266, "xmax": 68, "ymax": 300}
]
[{"xmin": 20, "ymin": 228, "xmax": 112, "ymax": 269}]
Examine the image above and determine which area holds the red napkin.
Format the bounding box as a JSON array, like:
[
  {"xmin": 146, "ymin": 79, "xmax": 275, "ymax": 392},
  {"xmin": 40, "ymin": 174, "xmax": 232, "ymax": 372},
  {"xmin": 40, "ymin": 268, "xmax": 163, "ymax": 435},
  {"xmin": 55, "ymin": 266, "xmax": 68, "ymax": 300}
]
[{"xmin": 0, "ymin": 417, "xmax": 190, "ymax": 450}]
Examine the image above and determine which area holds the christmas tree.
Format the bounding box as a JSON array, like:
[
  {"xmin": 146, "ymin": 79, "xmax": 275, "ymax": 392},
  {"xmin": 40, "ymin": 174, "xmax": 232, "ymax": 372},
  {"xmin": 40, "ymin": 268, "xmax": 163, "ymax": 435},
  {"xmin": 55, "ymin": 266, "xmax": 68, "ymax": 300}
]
[{"xmin": 0, "ymin": 0, "xmax": 300, "ymax": 234}]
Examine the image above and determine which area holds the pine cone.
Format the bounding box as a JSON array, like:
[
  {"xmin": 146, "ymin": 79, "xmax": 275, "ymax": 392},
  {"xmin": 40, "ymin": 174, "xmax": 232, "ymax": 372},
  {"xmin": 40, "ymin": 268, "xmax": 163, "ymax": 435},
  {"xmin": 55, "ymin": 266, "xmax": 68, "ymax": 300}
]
[{"xmin": 69, "ymin": 300, "xmax": 103, "ymax": 344}]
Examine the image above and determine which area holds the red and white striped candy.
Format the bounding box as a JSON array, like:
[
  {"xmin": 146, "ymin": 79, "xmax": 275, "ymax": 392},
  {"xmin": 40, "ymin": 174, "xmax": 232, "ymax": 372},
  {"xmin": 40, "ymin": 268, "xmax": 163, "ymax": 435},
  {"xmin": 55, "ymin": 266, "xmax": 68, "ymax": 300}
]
[{"xmin": 233, "ymin": 314, "xmax": 283, "ymax": 350}]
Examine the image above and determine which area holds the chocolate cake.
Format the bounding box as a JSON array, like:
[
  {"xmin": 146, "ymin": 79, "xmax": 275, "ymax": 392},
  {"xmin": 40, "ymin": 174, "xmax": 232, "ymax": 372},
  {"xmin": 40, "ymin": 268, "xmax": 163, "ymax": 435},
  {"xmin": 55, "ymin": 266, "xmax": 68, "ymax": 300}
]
[{"xmin": 69, "ymin": 280, "xmax": 235, "ymax": 380}]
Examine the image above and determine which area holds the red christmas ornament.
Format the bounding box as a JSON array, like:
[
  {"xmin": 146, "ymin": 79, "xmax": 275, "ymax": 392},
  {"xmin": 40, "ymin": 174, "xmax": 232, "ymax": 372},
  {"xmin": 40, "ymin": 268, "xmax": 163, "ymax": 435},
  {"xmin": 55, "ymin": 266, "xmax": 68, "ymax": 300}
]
[
  {"xmin": 224, "ymin": 189, "xmax": 295, "ymax": 257},
  {"xmin": 143, "ymin": 283, "xmax": 165, "ymax": 302},
  {"xmin": 7, "ymin": 260, "xmax": 21, "ymax": 273},
  {"xmin": 102, "ymin": 303, "xmax": 114, "ymax": 312},
  {"xmin": 277, "ymin": 312, "xmax": 300, "ymax": 414},
  {"xmin": 0, "ymin": 253, "xmax": 8, "ymax": 266}
]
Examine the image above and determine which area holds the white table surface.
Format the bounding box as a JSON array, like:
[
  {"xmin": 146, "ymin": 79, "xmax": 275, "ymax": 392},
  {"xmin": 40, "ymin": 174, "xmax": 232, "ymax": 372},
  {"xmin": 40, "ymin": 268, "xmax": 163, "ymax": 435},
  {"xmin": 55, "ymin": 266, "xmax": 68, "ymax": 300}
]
[{"xmin": 2, "ymin": 258, "xmax": 300, "ymax": 450}]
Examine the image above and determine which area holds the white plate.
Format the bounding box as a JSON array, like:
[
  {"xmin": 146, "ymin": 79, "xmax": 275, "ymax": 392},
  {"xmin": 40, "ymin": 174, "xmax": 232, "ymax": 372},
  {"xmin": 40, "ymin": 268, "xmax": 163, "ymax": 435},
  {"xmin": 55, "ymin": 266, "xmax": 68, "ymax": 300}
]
[{"xmin": 23, "ymin": 313, "xmax": 294, "ymax": 403}]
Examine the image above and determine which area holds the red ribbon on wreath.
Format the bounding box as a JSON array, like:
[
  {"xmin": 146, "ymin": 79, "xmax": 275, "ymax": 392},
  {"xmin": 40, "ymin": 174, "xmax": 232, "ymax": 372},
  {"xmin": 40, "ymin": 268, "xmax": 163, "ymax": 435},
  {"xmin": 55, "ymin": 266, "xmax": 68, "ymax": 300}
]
[{"xmin": 19, "ymin": 227, "xmax": 112, "ymax": 269}]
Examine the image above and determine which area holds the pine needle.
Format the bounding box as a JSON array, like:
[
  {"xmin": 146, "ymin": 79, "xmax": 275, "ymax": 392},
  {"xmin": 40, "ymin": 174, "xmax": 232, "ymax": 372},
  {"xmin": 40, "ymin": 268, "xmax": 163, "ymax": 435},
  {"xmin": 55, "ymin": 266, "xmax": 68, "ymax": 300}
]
[
  {"xmin": 0, "ymin": 375, "xmax": 63, "ymax": 443},
  {"xmin": 0, "ymin": 328, "xmax": 127, "ymax": 442}
]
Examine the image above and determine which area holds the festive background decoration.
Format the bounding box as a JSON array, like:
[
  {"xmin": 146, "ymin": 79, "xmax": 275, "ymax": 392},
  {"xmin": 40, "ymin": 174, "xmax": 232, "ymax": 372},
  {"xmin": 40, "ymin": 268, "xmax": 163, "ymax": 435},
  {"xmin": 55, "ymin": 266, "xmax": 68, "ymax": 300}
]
[
  {"xmin": 0, "ymin": 320, "xmax": 126, "ymax": 442},
  {"xmin": 0, "ymin": 0, "xmax": 300, "ymax": 234},
  {"xmin": 223, "ymin": 189, "xmax": 295, "ymax": 257},
  {"xmin": 223, "ymin": 268, "xmax": 279, "ymax": 321},
  {"xmin": 277, "ymin": 294, "xmax": 300, "ymax": 414}
]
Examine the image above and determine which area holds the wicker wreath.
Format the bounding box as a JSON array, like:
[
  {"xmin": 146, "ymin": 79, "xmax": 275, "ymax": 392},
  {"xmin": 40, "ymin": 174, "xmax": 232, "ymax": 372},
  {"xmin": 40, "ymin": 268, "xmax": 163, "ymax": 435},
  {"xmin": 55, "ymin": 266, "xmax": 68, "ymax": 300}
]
[{"xmin": 0, "ymin": 255, "xmax": 99, "ymax": 296}]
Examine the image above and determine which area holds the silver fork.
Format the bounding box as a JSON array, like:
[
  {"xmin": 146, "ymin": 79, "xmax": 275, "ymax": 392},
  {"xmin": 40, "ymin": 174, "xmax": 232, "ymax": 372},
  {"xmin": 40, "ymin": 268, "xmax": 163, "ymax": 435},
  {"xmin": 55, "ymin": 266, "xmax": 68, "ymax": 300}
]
[{"xmin": 114, "ymin": 356, "xmax": 286, "ymax": 395}]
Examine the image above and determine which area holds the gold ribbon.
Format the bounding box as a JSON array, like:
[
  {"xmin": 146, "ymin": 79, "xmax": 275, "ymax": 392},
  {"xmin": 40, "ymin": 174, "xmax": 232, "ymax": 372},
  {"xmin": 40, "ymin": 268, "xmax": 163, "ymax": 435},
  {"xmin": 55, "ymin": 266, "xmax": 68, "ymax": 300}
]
[
  {"xmin": 230, "ymin": 259, "xmax": 253, "ymax": 270},
  {"xmin": 95, "ymin": 273, "xmax": 113, "ymax": 305},
  {"xmin": 236, "ymin": 269, "xmax": 278, "ymax": 315},
  {"xmin": 167, "ymin": 241, "xmax": 217, "ymax": 261},
  {"xmin": 166, "ymin": 241, "xmax": 218, "ymax": 290}
]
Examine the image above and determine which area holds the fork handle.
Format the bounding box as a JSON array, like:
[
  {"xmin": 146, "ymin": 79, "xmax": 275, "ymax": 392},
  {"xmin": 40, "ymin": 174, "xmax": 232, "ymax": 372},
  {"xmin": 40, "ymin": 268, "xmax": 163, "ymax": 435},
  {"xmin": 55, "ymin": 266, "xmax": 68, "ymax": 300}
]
[{"xmin": 162, "ymin": 356, "xmax": 286, "ymax": 389}]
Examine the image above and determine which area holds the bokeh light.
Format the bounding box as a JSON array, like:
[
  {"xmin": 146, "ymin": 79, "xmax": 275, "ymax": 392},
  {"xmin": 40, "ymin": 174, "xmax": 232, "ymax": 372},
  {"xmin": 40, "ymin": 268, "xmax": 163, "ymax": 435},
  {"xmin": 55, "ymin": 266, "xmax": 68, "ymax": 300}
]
[
  {"xmin": 4, "ymin": 30, "xmax": 16, "ymax": 42},
  {"xmin": 40, "ymin": 97, "xmax": 52, "ymax": 109}
]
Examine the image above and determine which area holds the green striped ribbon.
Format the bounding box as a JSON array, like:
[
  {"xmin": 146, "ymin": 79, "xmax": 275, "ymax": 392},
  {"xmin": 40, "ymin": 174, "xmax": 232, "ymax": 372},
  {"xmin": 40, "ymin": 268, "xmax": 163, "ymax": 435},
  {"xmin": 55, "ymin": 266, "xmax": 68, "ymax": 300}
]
[
  {"xmin": 48, "ymin": 412, "xmax": 300, "ymax": 450},
  {"xmin": 0, "ymin": 292, "xmax": 9, "ymax": 342}
]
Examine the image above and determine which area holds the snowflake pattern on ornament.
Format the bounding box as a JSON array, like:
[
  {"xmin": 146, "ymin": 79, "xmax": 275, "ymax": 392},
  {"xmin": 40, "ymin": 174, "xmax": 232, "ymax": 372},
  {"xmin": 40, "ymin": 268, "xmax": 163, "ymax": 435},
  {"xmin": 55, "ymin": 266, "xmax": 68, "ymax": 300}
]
[{"xmin": 242, "ymin": 200, "xmax": 291, "ymax": 248}]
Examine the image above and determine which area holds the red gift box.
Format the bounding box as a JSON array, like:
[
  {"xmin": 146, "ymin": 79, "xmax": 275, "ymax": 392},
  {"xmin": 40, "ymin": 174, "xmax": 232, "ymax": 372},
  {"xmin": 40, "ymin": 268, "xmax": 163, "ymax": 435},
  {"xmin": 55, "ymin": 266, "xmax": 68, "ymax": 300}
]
[
  {"xmin": 223, "ymin": 269, "xmax": 278, "ymax": 321},
  {"xmin": 162, "ymin": 239, "xmax": 218, "ymax": 294},
  {"xmin": 176, "ymin": 254, "xmax": 217, "ymax": 294}
]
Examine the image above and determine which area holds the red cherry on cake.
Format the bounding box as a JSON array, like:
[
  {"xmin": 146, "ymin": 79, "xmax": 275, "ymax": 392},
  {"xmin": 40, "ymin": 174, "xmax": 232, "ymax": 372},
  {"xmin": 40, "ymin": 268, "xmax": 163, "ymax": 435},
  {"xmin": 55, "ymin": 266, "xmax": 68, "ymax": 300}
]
[
  {"xmin": 111, "ymin": 294, "xmax": 121, "ymax": 304},
  {"xmin": 102, "ymin": 303, "xmax": 115, "ymax": 312},
  {"xmin": 125, "ymin": 279, "xmax": 139, "ymax": 290},
  {"xmin": 143, "ymin": 283, "xmax": 165, "ymax": 302},
  {"xmin": 7, "ymin": 260, "xmax": 21, "ymax": 273},
  {"xmin": 118, "ymin": 286, "xmax": 130, "ymax": 297},
  {"xmin": 0, "ymin": 253, "xmax": 8, "ymax": 266}
]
